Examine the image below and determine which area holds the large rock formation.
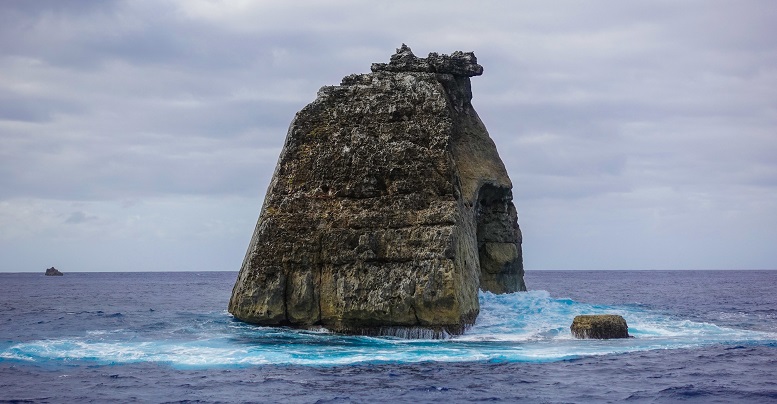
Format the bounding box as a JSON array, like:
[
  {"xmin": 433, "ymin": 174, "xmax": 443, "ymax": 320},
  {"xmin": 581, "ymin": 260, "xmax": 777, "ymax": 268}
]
[{"xmin": 229, "ymin": 45, "xmax": 525, "ymax": 337}]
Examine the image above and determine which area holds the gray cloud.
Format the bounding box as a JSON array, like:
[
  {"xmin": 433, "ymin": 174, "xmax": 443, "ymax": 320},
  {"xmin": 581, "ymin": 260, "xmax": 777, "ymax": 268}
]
[
  {"xmin": 1, "ymin": 0, "xmax": 776, "ymax": 271},
  {"xmin": 64, "ymin": 210, "xmax": 97, "ymax": 224}
]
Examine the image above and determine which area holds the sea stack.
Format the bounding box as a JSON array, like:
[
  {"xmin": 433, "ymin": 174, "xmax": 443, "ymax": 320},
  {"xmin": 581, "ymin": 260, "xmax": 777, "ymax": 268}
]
[
  {"xmin": 229, "ymin": 45, "xmax": 525, "ymax": 337},
  {"xmin": 45, "ymin": 267, "xmax": 63, "ymax": 276}
]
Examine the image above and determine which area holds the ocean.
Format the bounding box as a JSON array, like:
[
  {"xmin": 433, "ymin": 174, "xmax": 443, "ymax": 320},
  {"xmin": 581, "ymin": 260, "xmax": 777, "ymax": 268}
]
[{"xmin": 1, "ymin": 270, "xmax": 776, "ymax": 403}]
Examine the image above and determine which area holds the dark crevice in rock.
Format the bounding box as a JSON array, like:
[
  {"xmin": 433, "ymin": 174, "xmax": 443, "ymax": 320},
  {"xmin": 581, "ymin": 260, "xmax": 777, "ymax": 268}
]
[
  {"xmin": 317, "ymin": 237, "xmax": 323, "ymax": 325},
  {"xmin": 282, "ymin": 269, "xmax": 290, "ymax": 324},
  {"xmin": 475, "ymin": 183, "xmax": 525, "ymax": 293}
]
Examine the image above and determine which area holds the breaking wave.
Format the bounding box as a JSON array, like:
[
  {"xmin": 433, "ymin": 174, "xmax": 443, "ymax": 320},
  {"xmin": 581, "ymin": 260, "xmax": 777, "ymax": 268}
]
[{"xmin": 2, "ymin": 290, "xmax": 774, "ymax": 368}]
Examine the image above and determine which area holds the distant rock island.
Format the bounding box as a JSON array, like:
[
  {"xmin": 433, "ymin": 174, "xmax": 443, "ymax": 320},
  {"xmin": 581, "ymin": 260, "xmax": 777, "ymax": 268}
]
[
  {"xmin": 45, "ymin": 267, "xmax": 63, "ymax": 276},
  {"xmin": 229, "ymin": 45, "xmax": 525, "ymax": 337}
]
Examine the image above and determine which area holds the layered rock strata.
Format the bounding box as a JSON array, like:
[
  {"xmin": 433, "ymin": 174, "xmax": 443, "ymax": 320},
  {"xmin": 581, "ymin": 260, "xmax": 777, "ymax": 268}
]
[{"xmin": 229, "ymin": 45, "xmax": 525, "ymax": 337}]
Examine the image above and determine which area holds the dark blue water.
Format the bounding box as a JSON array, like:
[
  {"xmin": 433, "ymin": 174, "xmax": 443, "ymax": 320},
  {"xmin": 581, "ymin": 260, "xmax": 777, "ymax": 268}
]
[{"xmin": 1, "ymin": 270, "xmax": 776, "ymax": 403}]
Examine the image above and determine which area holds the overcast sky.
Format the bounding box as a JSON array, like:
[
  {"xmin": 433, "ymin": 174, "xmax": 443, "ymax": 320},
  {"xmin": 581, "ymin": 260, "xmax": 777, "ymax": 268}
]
[{"xmin": 2, "ymin": 0, "xmax": 776, "ymax": 272}]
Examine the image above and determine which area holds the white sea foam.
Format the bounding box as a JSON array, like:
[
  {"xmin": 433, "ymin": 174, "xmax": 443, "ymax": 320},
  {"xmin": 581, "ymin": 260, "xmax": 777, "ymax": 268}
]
[{"xmin": 2, "ymin": 290, "xmax": 775, "ymax": 368}]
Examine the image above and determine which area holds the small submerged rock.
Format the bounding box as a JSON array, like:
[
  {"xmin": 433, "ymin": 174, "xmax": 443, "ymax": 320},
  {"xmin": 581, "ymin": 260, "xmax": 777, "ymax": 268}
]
[
  {"xmin": 45, "ymin": 267, "xmax": 63, "ymax": 276},
  {"xmin": 571, "ymin": 314, "xmax": 629, "ymax": 339}
]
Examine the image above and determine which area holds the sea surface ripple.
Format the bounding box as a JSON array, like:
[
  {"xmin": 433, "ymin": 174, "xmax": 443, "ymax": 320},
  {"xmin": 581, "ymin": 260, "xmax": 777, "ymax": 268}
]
[{"xmin": 1, "ymin": 270, "xmax": 776, "ymax": 402}]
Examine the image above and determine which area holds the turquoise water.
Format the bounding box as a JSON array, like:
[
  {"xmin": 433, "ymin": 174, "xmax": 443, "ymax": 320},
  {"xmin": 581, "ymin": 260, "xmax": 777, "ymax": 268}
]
[
  {"xmin": 3, "ymin": 289, "xmax": 773, "ymax": 368},
  {"xmin": 2, "ymin": 271, "xmax": 777, "ymax": 402}
]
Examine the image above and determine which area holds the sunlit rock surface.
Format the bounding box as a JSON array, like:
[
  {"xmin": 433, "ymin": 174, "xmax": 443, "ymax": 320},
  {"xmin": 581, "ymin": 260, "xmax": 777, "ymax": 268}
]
[{"xmin": 229, "ymin": 45, "xmax": 525, "ymax": 337}]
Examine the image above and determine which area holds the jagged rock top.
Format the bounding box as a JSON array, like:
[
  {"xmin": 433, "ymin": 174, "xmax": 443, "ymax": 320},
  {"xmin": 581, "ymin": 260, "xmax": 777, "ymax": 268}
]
[{"xmin": 371, "ymin": 44, "xmax": 484, "ymax": 77}]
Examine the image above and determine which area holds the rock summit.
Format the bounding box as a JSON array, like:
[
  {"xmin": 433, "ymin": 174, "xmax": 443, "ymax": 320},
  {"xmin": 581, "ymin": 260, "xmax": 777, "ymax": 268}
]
[{"xmin": 229, "ymin": 45, "xmax": 525, "ymax": 337}]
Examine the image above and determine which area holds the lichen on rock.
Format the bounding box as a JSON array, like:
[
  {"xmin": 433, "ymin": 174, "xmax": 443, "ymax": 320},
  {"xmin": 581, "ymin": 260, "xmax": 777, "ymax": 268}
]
[{"xmin": 229, "ymin": 44, "xmax": 525, "ymax": 338}]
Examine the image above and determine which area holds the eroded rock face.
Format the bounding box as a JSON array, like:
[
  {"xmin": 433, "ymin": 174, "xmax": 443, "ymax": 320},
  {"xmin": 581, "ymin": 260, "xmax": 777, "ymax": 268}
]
[{"xmin": 229, "ymin": 45, "xmax": 525, "ymax": 337}]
